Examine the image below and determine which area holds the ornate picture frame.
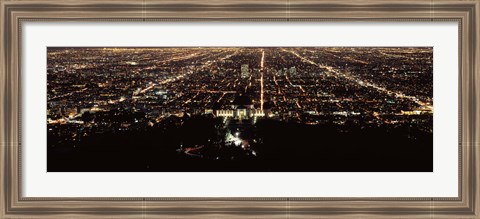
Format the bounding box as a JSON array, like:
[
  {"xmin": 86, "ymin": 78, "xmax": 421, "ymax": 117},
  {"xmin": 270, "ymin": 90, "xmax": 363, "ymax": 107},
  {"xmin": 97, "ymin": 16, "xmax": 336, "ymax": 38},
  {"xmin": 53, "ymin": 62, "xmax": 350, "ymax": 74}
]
[{"xmin": 1, "ymin": 0, "xmax": 478, "ymax": 218}]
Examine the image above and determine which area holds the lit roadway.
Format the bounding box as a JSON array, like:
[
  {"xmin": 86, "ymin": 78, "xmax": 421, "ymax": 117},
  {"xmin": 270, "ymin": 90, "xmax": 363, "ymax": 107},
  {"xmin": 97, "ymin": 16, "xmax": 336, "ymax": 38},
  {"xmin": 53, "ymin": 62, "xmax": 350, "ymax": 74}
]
[
  {"xmin": 49, "ymin": 87, "xmax": 88, "ymax": 101},
  {"xmin": 282, "ymin": 48, "xmax": 432, "ymax": 110},
  {"xmin": 260, "ymin": 50, "xmax": 265, "ymax": 110}
]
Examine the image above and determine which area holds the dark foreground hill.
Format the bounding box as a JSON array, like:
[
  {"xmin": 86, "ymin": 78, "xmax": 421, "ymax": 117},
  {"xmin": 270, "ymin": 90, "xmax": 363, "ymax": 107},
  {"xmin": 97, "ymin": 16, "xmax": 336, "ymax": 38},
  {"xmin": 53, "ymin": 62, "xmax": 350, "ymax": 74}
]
[{"xmin": 48, "ymin": 117, "xmax": 433, "ymax": 172}]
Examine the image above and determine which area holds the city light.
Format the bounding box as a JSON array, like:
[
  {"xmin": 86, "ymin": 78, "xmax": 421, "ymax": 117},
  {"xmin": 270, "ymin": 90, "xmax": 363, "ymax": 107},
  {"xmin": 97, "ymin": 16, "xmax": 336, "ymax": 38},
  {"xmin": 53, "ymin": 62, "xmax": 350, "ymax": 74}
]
[{"xmin": 47, "ymin": 47, "xmax": 433, "ymax": 171}]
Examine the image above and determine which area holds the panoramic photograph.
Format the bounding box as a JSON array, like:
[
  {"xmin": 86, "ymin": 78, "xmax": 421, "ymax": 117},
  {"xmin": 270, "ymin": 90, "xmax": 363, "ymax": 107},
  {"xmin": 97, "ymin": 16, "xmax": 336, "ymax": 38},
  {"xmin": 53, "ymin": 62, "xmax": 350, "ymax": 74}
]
[{"xmin": 47, "ymin": 47, "xmax": 433, "ymax": 172}]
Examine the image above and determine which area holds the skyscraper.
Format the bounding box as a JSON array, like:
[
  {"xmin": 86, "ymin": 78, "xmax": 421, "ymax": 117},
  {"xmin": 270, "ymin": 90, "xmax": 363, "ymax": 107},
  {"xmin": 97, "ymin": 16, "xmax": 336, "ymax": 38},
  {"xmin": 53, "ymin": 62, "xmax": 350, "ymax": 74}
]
[
  {"xmin": 289, "ymin": 66, "xmax": 297, "ymax": 76},
  {"xmin": 241, "ymin": 64, "xmax": 249, "ymax": 78}
]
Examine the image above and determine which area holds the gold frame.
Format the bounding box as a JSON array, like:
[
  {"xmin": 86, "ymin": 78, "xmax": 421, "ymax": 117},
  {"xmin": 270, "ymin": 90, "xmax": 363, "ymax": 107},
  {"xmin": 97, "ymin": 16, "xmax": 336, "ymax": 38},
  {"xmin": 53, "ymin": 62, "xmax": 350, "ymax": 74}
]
[{"xmin": 1, "ymin": 0, "xmax": 479, "ymax": 218}]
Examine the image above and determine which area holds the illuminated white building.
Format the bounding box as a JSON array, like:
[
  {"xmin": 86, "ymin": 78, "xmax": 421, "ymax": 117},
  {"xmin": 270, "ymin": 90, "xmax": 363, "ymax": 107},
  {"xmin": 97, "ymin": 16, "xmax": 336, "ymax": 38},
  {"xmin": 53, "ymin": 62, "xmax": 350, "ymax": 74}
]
[
  {"xmin": 207, "ymin": 94, "xmax": 265, "ymax": 120},
  {"xmin": 213, "ymin": 108, "xmax": 264, "ymax": 120}
]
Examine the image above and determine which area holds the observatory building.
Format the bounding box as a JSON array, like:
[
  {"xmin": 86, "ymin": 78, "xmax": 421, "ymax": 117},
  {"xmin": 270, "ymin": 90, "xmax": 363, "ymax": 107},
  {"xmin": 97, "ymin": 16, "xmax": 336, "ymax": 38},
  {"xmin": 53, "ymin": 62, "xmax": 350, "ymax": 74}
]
[{"xmin": 208, "ymin": 93, "xmax": 265, "ymax": 120}]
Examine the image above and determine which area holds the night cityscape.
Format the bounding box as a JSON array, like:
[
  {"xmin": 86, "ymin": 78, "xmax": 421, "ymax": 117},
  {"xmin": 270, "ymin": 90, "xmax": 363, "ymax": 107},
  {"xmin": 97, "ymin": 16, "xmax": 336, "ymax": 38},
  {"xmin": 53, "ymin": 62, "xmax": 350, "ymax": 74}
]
[{"xmin": 47, "ymin": 47, "xmax": 433, "ymax": 172}]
